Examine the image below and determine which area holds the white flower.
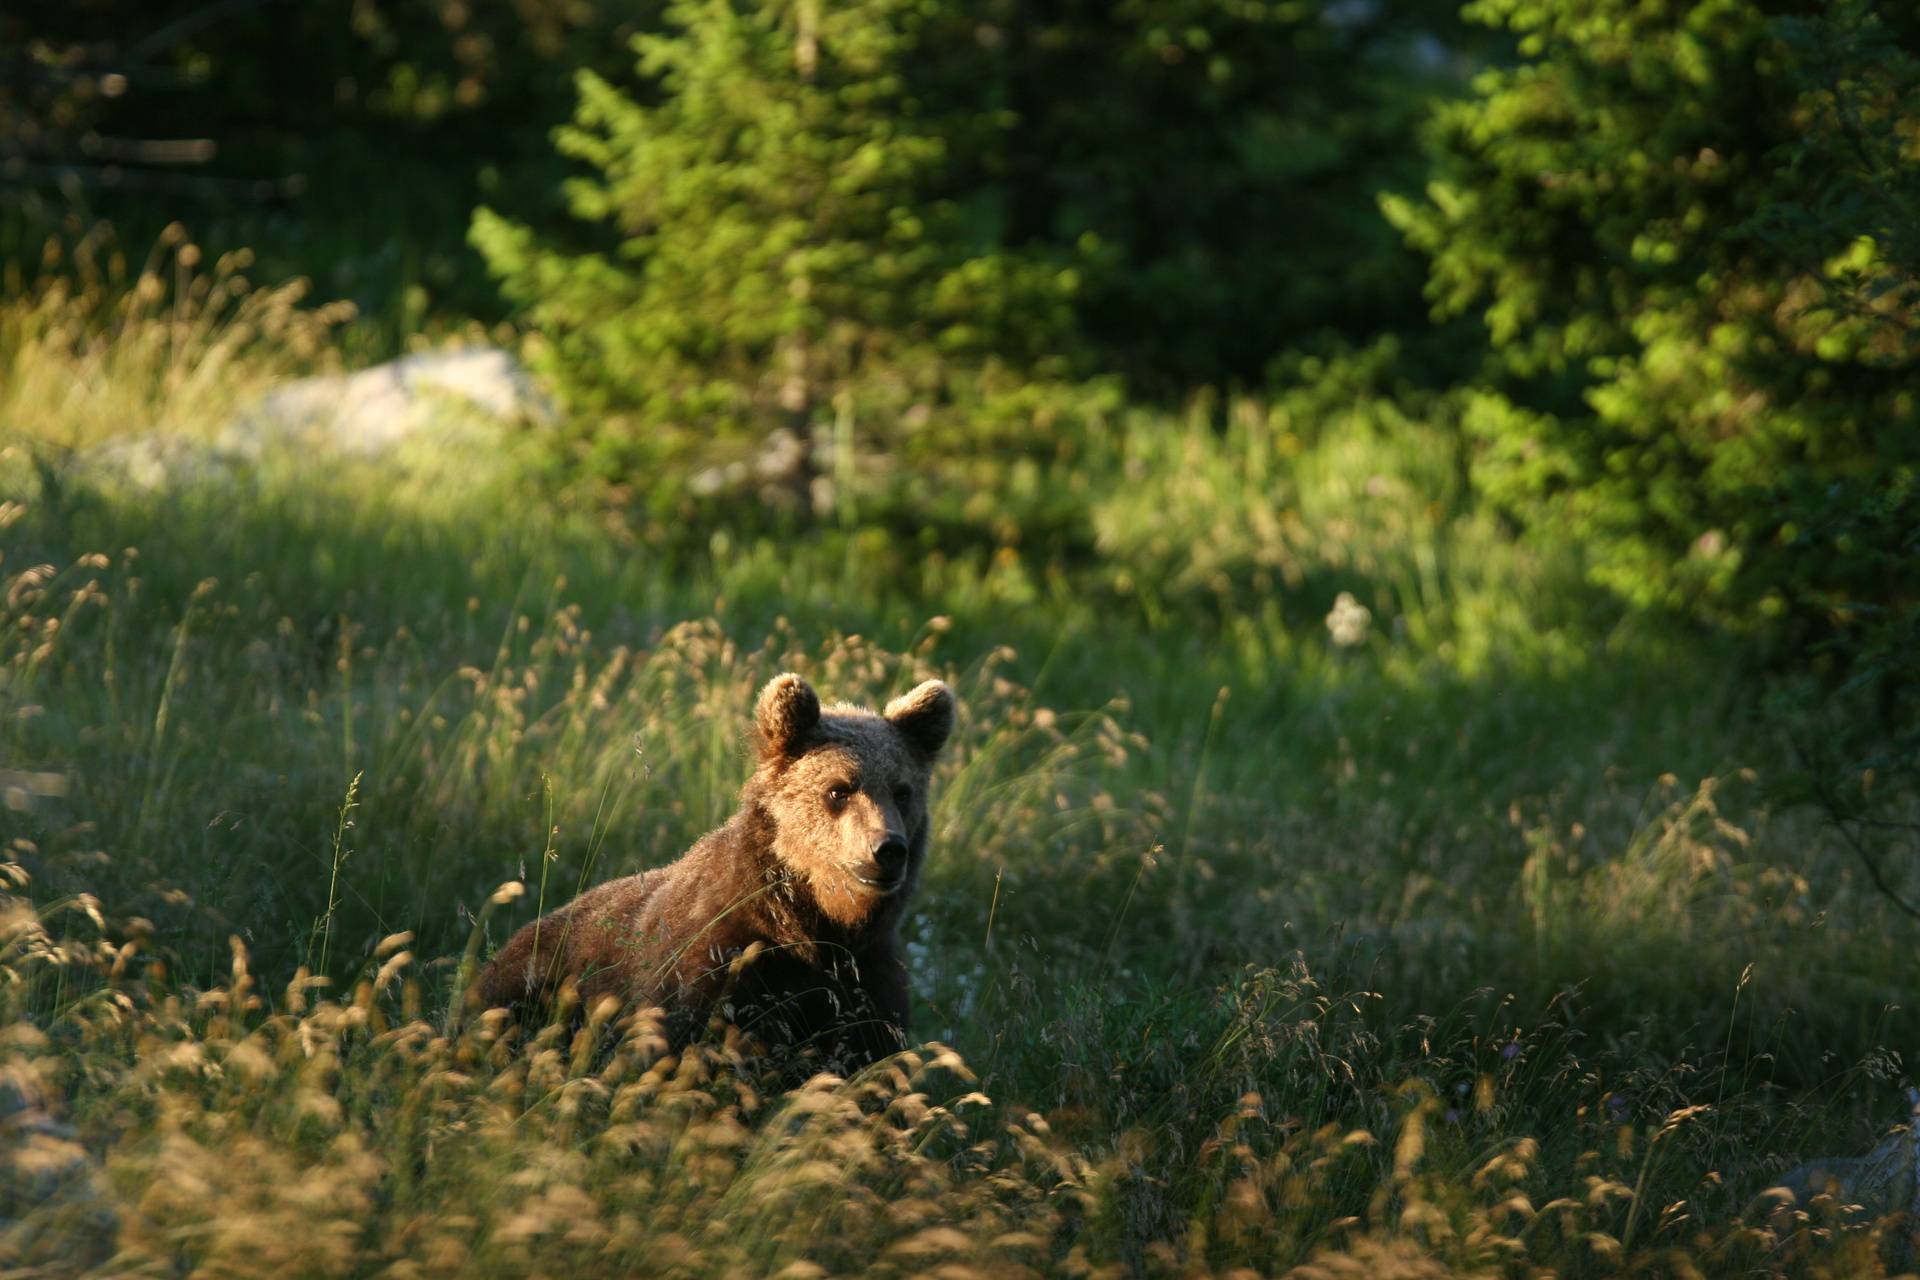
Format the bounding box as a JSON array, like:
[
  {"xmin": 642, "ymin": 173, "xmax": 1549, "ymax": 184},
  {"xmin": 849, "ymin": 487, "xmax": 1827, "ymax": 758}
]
[{"xmin": 1325, "ymin": 591, "xmax": 1372, "ymax": 648}]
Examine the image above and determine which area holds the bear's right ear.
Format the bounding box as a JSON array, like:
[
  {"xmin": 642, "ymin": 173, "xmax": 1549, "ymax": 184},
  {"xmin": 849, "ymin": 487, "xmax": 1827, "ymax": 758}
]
[{"xmin": 755, "ymin": 672, "xmax": 821, "ymax": 760}]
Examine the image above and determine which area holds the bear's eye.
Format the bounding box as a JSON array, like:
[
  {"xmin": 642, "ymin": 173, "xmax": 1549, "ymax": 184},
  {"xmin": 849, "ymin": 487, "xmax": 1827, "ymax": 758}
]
[
  {"xmin": 892, "ymin": 784, "xmax": 912, "ymax": 809},
  {"xmin": 826, "ymin": 783, "xmax": 853, "ymax": 809}
]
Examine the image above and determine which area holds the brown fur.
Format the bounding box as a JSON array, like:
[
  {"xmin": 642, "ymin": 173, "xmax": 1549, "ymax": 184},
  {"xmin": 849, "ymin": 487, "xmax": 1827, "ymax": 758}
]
[{"xmin": 473, "ymin": 672, "xmax": 955, "ymax": 1070}]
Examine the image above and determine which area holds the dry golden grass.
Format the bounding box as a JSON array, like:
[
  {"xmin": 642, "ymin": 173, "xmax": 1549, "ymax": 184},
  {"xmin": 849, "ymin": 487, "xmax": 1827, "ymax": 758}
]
[
  {"xmin": 1, "ymin": 226, "xmax": 353, "ymax": 451},
  {"xmin": 3, "ymin": 869, "xmax": 1913, "ymax": 1277}
]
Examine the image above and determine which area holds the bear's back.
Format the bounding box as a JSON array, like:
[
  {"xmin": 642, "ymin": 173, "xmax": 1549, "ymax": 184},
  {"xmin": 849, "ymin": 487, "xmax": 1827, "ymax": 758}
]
[{"xmin": 475, "ymin": 866, "xmax": 673, "ymax": 1011}]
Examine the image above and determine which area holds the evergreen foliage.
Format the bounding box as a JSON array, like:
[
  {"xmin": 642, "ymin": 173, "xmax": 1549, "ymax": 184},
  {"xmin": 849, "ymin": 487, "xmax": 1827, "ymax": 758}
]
[
  {"xmin": 1386, "ymin": 0, "xmax": 1919, "ymax": 703},
  {"xmin": 471, "ymin": 0, "xmax": 1088, "ymax": 497}
]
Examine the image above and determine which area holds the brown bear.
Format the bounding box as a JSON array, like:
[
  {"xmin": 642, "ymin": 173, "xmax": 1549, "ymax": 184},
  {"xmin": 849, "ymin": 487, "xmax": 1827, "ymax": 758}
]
[{"xmin": 474, "ymin": 671, "xmax": 955, "ymax": 1071}]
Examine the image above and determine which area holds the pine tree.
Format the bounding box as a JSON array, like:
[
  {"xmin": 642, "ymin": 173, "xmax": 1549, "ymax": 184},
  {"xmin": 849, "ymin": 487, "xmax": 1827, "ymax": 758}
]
[
  {"xmin": 1386, "ymin": 0, "xmax": 1920, "ymax": 683},
  {"xmin": 472, "ymin": 0, "xmax": 1083, "ymax": 503}
]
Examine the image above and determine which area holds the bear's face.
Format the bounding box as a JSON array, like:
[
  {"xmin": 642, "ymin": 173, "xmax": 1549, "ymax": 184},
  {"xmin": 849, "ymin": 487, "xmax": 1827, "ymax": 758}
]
[{"xmin": 750, "ymin": 673, "xmax": 955, "ymax": 930}]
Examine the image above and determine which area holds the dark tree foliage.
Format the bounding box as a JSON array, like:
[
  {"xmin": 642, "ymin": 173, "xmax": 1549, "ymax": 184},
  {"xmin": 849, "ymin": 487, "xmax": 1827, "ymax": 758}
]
[
  {"xmin": 977, "ymin": 0, "xmax": 1481, "ymax": 391},
  {"xmin": 0, "ymin": 0, "xmax": 643, "ymax": 327}
]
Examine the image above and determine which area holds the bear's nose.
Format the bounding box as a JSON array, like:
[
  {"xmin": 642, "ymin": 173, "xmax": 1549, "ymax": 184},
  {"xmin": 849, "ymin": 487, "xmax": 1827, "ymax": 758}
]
[{"xmin": 873, "ymin": 836, "xmax": 908, "ymax": 876}]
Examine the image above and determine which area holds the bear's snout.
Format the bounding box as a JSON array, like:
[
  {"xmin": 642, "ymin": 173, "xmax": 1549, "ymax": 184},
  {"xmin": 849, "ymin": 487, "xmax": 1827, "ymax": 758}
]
[{"xmin": 857, "ymin": 834, "xmax": 910, "ymax": 892}]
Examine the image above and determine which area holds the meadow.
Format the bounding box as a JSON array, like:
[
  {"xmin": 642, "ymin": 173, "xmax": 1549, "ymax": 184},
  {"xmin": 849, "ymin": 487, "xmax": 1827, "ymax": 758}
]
[{"xmin": 2, "ymin": 238, "xmax": 1914, "ymax": 1278}]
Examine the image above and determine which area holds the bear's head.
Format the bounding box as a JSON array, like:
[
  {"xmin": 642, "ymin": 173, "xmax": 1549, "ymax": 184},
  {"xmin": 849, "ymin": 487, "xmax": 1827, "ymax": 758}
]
[{"xmin": 748, "ymin": 672, "xmax": 955, "ymax": 930}]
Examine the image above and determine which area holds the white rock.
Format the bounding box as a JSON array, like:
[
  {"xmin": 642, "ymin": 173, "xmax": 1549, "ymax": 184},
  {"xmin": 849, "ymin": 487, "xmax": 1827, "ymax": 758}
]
[
  {"xmin": 83, "ymin": 346, "xmax": 549, "ymax": 487},
  {"xmin": 239, "ymin": 346, "xmax": 549, "ymax": 455}
]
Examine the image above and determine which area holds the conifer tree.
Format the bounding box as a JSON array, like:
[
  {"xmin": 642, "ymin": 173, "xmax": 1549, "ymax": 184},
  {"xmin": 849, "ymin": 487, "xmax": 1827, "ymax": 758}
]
[
  {"xmin": 472, "ymin": 0, "xmax": 1082, "ymax": 499},
  {"xmin": 1387, "ymin": 0, "xmax": 1920, "ymax": 684}
]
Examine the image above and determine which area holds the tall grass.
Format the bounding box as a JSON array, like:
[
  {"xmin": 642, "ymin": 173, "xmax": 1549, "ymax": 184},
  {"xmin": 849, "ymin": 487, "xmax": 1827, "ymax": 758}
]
[
  {"xmin": 2, "ymin": 227, "xmax": 353, "ymax": 451},
  {"xmin": 2, "ymin": 880, "xmax": 1907, "ymax": 1277},
  {"xmin": 2, "ymin": 245, "xmax": 1917, "ymax": 1274}
]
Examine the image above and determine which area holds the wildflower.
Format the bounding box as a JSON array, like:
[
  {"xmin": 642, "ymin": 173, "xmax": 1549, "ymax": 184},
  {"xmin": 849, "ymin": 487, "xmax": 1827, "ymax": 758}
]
[{"xmin": 1325, "ymin": 591, "xmax": 1372, "ymax": 647}]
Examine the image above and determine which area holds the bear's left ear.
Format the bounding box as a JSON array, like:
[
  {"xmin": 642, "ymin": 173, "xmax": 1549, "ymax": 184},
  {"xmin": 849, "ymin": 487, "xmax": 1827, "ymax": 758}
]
[
  {"xmin": 756, "ymin": 672, "xmax": 821, "ymax": 760},
  {"xmin": 884, "ymin": 679, "xmax": 955, "ymax": 762}
]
